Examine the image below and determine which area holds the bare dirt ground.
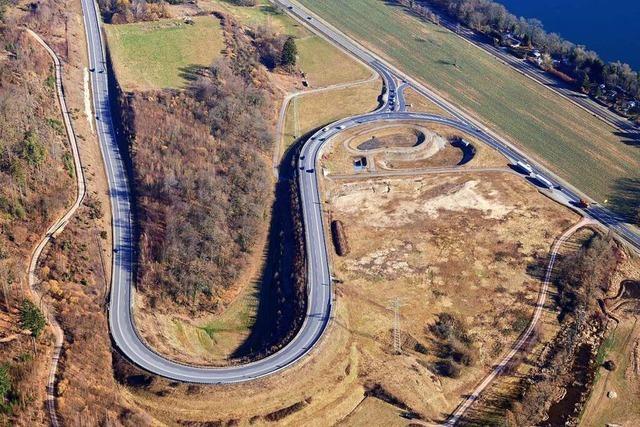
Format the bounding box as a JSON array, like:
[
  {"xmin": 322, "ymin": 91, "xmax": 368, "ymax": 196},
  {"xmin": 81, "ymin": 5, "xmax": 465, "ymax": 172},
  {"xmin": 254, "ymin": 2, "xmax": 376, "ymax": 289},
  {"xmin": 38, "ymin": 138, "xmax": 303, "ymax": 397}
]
[
  {"xmin": 321, "ymin": 120, "xmax": 508, "ymax": 176},
  {"xmin": 118, "ymin": 167, "xmax": 580, "ymax": 425},
  {"xmin": 320, "ymin": 171, "xmax": 580, "ymax": 423}
]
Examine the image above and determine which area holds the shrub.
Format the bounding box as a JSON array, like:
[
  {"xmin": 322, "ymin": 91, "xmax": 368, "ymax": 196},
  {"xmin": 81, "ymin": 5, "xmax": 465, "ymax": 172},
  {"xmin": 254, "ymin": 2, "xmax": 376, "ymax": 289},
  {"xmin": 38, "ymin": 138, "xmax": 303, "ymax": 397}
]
[
  {"xmin": 414, "ymin": 342, "xmax": 428, "ymax": 355},
  {"xmin": 84, "ymin": 195, "xmax": 103, "ymax": 220},
  {"xmin": 431, "ymin": 312, "xmax": 470, "ymax": 343},
  {"xmin": 434, "ymin": 359, "xmax": 461, "ymax": 378},
  {"xmin": 229, "ymin": 0, "xmax": 257, "ymax": 5},
  {"xmin": 19, "ymin": 131, "xmax": 46, "ymax": 166},
  {"xmin": 0, "ymin": 364, "xmax": 9, "ymax": 402},
  {"xmin": 62, "ymin": 153, "xmax": 75, "ymax": 178},
  {"xmin": 47, "ymin": 118, "xmax": 65, "ymax": 135},
  {"xmin": 511, "ymin": 309, "xmax": 530, "ymax": 333},
  {"xmin": 20, "ymin": 299, "xmax": 46, "ymax": 338}
]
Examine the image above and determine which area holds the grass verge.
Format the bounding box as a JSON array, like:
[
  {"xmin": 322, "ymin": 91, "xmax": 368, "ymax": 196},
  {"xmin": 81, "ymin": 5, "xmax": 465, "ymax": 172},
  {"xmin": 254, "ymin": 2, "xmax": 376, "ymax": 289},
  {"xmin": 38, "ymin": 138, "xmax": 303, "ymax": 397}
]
[
  {"xmin": 283, "ymin": 80, "xmax": 382, "ymax": 153},
  {"xmin": 296, "ymin": 35, "xmax": 372, "ymax": 87}
]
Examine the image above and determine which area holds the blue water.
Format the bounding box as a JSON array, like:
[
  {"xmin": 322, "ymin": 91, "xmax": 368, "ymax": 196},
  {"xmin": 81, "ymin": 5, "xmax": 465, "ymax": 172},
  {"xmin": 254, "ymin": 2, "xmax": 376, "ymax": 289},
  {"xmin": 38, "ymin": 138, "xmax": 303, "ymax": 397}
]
[{"xmin": 496, "ymin": 0, "xmax": 640, "ymax": 69}]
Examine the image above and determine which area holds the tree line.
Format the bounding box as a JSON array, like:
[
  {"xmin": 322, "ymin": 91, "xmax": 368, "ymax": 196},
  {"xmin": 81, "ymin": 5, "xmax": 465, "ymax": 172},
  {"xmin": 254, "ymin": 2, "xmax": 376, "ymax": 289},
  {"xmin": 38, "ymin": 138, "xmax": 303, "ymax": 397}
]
[
  {"xmin": 397, "ymin": 0, "xmax": 640, "ymax": 100},
  {"xmin": 97, "ymin": 0, "xmax": 172, "ymax": 23},
  {"xmin": 504, "ymin": 233, "xmax": 618, "ymax": 425}
]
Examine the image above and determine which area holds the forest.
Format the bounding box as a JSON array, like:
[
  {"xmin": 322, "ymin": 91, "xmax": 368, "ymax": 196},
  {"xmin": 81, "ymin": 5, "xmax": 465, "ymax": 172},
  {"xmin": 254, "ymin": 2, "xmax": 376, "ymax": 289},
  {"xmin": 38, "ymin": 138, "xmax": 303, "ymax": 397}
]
[
  {"xmin": 0, "ymin": 16, "xmax": 74, "ymax": 422},
  {"xmin": 122, "ymin": 15, "xmax": 277, "ymax": 310}
]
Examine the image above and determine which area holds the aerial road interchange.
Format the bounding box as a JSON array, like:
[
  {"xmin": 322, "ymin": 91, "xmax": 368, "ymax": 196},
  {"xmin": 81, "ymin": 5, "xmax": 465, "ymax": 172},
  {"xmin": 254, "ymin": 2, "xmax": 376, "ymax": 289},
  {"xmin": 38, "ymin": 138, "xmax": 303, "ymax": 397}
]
[{"xmin": 77, "ymin": 0, "xmax": 640, "ymax": 421}]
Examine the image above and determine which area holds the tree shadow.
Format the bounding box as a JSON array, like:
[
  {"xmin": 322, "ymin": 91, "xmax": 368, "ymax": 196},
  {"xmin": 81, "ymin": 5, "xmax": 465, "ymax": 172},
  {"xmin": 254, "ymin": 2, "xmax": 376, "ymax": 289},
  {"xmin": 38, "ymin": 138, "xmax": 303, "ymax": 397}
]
[
  {"xmin": 230, "ymin": 141, "xmax": 304, "ymax": 359},
  {"xmin": 178, "ymin": 64, "xmax": 209, "ymax": 85},
  {"xmin": 607, "ymin": 176, "xmax": 640, "ymax": 221},
  {"xmin": 614, "ymin": 130, "xmax": 640, "ymax": 147}
]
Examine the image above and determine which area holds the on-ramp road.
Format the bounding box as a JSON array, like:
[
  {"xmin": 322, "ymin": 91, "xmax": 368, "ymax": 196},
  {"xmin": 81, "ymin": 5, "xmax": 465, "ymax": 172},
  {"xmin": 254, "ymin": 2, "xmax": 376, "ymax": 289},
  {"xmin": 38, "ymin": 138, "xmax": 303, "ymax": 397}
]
[{"xmin": 81, "ymin": 0, "xmax": 640, "ymax": 396}]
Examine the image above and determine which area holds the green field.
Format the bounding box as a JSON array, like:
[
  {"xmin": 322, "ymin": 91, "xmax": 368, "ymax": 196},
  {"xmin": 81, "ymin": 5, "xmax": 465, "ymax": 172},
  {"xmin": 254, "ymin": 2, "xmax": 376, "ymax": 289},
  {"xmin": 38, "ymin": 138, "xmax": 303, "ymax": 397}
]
[
  {"xmin": 105, "ymin": 16, "xmax": 225, "ymax": 90},
  {"xmin": 297, "ymin": 35, "xmax": 372, "ymax": 87},
  {"xmin": 283, "ymin": 80, "xmax": 382, "ymax": 152},
  {"xmin": 298, "ymin": 0, "xmax": 640, "ymax": 203},
  {"xmin": 208, "ymin": 0, "xmax": 309, "ymax": 37}
]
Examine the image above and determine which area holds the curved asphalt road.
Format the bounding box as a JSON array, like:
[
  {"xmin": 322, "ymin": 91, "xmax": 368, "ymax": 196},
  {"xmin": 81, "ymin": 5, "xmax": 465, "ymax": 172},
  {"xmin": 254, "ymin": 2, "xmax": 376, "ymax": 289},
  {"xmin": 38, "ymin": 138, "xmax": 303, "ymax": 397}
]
[
  {"xmin": 80, "ymin": 0, "xmax": 391, "ymax": 383},
  {"xmin": 79, "ymin": 0, "xmax": 640, "ymax": 385}
]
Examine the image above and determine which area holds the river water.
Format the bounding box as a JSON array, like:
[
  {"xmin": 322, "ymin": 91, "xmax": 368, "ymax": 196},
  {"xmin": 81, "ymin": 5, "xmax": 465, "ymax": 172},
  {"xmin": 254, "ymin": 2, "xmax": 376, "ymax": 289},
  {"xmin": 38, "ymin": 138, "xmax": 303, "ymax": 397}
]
[{"xmin": 496, "ymin": 0, "xmax": 640, "ymax": 69}]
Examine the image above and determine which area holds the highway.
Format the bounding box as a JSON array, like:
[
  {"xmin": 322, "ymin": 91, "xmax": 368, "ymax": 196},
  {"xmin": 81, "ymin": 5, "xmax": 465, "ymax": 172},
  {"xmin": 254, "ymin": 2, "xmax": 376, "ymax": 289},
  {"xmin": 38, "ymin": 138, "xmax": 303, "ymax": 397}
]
[
  {"xmin": 274, "ymin": 0, "xmax": 640, "ymax": 251},
  {"xmin": 80, "ymin": 0, "xmax": 341, "ymax": 384},
  {"xmin": 79, "ymin": 0, "xmax": 640, "ymax": 397}
]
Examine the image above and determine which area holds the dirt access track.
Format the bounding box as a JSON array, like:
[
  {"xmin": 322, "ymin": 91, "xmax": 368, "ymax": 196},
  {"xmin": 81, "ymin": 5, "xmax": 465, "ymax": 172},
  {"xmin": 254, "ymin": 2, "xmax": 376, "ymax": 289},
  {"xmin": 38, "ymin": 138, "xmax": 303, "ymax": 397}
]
[
  {"xmin": 118, "ymin": 153, "xmax": 583, "ymax": 425},
  {"xmin": 292, "ymin": 121, "xmax": 581, "ymax": 423},
  {"xmin": 322, "ymin": 180, "xmax": 578, "ymax": 422}
]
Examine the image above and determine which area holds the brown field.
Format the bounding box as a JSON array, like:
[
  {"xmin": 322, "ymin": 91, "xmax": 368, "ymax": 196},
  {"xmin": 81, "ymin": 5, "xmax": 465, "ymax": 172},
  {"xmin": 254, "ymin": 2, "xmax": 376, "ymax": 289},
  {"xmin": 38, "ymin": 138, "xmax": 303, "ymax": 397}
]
[
  {"xmin": 119, "ymin": 165, "xmax": 581, "ymax": 424},
  {"xmin": 321, "ymin": 120, "xmax": 508, "ymax": 176},
  {"xmin": 458, "ymin": 226, "xmax": 599, "ymax": 424}
]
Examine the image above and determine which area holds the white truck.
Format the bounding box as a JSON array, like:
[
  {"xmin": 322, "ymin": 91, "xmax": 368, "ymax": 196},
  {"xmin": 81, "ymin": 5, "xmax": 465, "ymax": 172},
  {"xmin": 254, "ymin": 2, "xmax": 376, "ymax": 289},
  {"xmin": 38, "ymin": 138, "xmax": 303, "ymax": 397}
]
[
  {"xmin": 534, "ymin": 174, "xmax": 554, "ymax": 189},
  {"xmin": 515, "ymin": 160, "xmax": 533, "ymax": 175}
]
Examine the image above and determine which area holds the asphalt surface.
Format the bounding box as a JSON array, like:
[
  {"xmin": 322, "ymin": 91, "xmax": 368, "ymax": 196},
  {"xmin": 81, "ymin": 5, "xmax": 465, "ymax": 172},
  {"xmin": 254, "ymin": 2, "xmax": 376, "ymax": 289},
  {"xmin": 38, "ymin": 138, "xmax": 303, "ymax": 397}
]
[
  {"xmin": 81, "ymin": 0, "xmax": 338, "ymax": 383},
  {"xmin": 79, "ymin": 0, "xmax": 640, "ymax": 387}
]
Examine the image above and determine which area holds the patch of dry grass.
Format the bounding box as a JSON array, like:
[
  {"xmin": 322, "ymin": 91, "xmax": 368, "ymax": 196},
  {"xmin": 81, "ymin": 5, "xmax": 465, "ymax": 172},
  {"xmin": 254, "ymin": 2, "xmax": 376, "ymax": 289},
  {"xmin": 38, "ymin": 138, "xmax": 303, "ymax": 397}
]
[
  {"xmin": 403, "ymin": 87, "xmax": 454, "ymax": 118},
  {"xmin": 120, "ymin": 169, "xmax": 580, "ymax": 425},
  {"xmin": 283, "ymin": 80, "xmax": 382, "ymax": 153}
]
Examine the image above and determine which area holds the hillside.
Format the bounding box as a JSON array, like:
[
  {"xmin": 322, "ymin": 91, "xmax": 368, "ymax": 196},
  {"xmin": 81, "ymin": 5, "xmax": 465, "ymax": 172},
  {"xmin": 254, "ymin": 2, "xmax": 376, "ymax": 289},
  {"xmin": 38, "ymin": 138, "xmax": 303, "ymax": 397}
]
[{"xmin": 0, "ymin": 25, "xmax": 75, "ymax": 423}]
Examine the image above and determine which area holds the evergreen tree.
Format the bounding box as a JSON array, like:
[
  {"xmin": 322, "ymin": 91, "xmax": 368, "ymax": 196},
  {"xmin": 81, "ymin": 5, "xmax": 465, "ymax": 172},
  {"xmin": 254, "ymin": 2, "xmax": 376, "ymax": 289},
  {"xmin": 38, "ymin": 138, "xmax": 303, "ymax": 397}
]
[
  {"xmin": 20, "ymin": 299, "xmax": 46, "ymax": 338},
  {"xmin": 581, "ymin": 73, "xmax": 591, "ymax": 93},
  {"xmin": 281, "ymin": 37, "xmax": 297, "ymax": 68}
]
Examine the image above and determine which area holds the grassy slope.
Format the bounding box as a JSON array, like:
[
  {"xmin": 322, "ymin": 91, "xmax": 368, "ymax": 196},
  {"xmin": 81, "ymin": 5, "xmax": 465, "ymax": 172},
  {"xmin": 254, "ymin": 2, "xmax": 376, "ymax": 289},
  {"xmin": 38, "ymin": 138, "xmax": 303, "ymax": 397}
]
[
  {"xmin": 580, "ymin": 318, "xmax": 640, "ymax": 426},
  {"xmin": 208, "ymin": 0, "xmax": 307, "ymax": 36},
  {"xmin": 297, "ymin": 35, "xmax": 372, "ymax": 87},
  {"xmin": 283, "ymin": 81, "xmax": 382, "ymax": 152},
  {"xmin": 298, "ymin": 0, "xmax": 640, "ymax": 202},
  {"xmin": 105, "ymin": 16, "xmax": 225, "ymax": 90},
  {"xmin": 208, "ymin": 0, "xmax": 371, "ymax": 87}
]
